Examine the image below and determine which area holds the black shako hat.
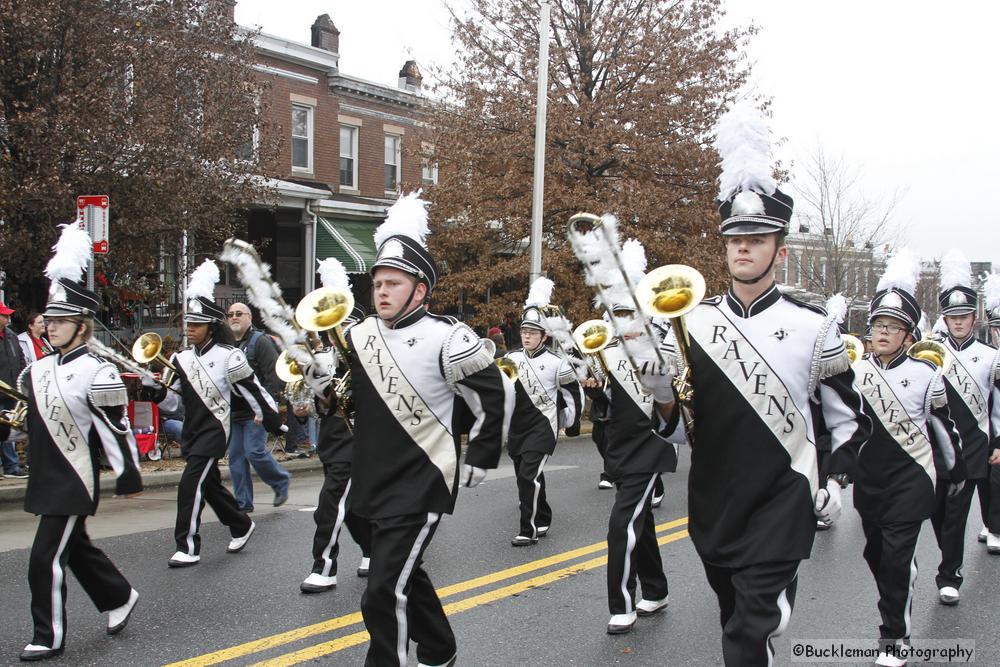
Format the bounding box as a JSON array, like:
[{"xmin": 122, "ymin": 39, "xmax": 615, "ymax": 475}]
[
  {"xmin": 869, "ymin": 288, "xmax": 921, "ymax": 331},
  {"xmin": 718, "ymin": 188, "xmax": 794, "ymax": 236},
  {"xmin": 939, "ymin": 286, "xmax": 977, "ymax": 317},
  {"xmin": 44, "ymin": 278, "xmax": 101, "ymax": 318},
  {"xmin": 184, "ymin": 259, "xmax": 225, "ymax": 324},
  {"xmin": 370, "ymin": 192, "xmax": 438, "ymax": 293}
]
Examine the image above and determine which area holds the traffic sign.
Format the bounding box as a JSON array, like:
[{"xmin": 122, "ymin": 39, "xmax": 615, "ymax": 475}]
[{"xmin": 77, "ymin": 195, "xmax": 110, "ymax": 254}]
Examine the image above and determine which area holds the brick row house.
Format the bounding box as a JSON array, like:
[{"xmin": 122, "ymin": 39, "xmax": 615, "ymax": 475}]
[{"xmin": 215, "ymin": 13, "xmax": 433, "ymax": 309}]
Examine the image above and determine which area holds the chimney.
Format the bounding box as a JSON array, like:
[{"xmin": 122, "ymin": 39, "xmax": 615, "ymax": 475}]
[
  {"xmin": 398, "ymin": 60, "xmax": 423, "ymax": 92},
  {"xmin": 311, "ymin": 14, "xmax": 340, "ymax": 53}
]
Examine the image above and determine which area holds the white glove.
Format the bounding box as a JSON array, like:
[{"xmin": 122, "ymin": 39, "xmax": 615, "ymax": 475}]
[
  {"xmin": 947, "ymin": 480, "xmax": 966, "ymax": 498},
  {"xmin": 140, "ymin": 373, "xmax": 159, "ymax": 389},
  {"xmin": 301, "ymin": 358, "xmax": 334, "ymax": 397},
  {"xmin": 460, "ymin": 463, "xmax": 487, "ymax": 488},
  {"xmin": 813, "ymin": 478, "xmax": 842, "ymax": 523},
  {"xmin": 636, "ymin": 360, "xmax": 676, "ymax": 404},
  {"xmin": 813, "ymin": 479, "xmax": 843, "ymax": 523}
]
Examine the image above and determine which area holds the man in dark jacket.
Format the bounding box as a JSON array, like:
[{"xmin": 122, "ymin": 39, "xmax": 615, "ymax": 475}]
[
  {"xmin": 0, "ymin": 299, "xmax": 28, "ymax": 478},
  {"xmin": 226, "ymin": 302, "xmax": 290, "ymax": 511}
]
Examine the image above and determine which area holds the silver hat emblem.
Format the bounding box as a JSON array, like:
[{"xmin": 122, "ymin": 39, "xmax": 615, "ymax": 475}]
[
  {"xmin": 731, "ymin": 190, "xmax": 765, "ymax": 216},
  {"xmin": 948, "ymin": 291, "xmax": 967, "ymax": 305},
  {"xmin": 189, "ymin": 298, "xmax": 203, "ymax": 313},
  {"xmin": 378, "ymin": 238, "xmax": 405, "ymax": 260}
]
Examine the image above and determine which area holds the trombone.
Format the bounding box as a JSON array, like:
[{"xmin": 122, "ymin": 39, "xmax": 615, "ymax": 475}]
[
  {"xmin": 636, "ymin": 264, "xmax": 706, "ymax": 443},
  {"xmin": 292, "ymin": 285, "xmax": 357, "ymax": 418},
  {"xmin": 538, "ymin": 304, "xmax": 603, "ymax": 383},
  {"xmin": 908, "ymin": 338, "xmax": 952, "ymax": 373},
  {"xmin": 570, "ymin": 318, "xmax": 613, "ymax": 384},
  {"xmin": 0, "ymin": 379, "xmax": 28, "ymax": 430}
]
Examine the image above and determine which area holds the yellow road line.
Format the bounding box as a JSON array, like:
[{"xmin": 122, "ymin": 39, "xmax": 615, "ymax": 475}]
[
  {"xmin": 250, "ymin": 529, "xmax": 691, "ymax": 667},
  {"xmin": 164, "ymin": 517, "xmax": 689, "ymax": 667}
]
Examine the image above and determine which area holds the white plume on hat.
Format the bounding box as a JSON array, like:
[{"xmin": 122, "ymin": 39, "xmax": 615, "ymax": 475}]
[
  {"xmin": 876, "ymin": 248, "xmax": 918, "ymax": 294},
  {"xmin": 317, "ymin": 257, "xmax": 351, "ymax": 290},
  {"xmin": 525, "ymin": 276, "xmax": 554, "ymax": 309},
  {"xmin": 374, "ymin": 191, "xmax": 430, "ymax": 249},
  {"xmin": 984, "ymin": 273, "xmax": 1000, "ymax": 312},
  {"xmin": 713, "ymin": 102, "xmax": 777, "ymax": 201},
  {"xmin": 45, "ymin": 223, "xmax": 92, "ymax": 284},
  {"xmin": 825, "ymin": 293, "xmax": 848, "ymax": 325},
  {"xmin": 939, "ymin": 248, "xmax": 971, "ymax": 291},
  {"xmin": 186, "ymin": 259, "xmax": 220, "ymax": 300}
]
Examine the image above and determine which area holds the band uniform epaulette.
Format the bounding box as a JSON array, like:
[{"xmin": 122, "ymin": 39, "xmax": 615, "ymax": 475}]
[
  {"xmin": 781, "ymin": 292, "xmax": 827, "ymax": 316},
  {"xmin": 426, "ymin": 312, "xmax": 459, "ymax": 325}
]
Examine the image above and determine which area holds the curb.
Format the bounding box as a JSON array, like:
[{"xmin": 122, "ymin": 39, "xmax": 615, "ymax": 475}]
[{"xmin": 0, "ymin": 457, "xmax": 326, "ymax": 506}]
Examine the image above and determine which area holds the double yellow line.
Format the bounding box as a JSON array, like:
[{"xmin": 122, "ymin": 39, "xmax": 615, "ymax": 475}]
[{"xmin": 165, "ymin": 516, "xmax": 690, "ymax": 667}]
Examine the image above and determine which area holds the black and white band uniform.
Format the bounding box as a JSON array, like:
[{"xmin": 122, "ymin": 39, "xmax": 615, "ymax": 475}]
[
  {"xmin": 348, "ymin": 193, "xmax": 513, "ymax": 667},
  {"xmin": 654, "ymin": 105, "xmax": 872, "ymax": 667},
  {"xmin": 18, "ymin": 225, "xmax": 143, "ymax": 662},
  {"xmin": 853, "ymin": 271, "xmax": 965, "ymax": 661},
  {"xmin": 504, "ymin": 308, "xmax": 582, "ymax": 546},
  {"xmin": 141, "ymin": 260, "xmax": 283, "ymax": 568},
  {"xmin": 929, "ymin": 255, "xmax": 1000, "ymax": 603},
  {"xmin": 584, "ymin": 318, "xmax": 680, "ymax": 635},
  {"xmin": 297, "ymin": 308, "xmax": 373, "ymax": 594}
]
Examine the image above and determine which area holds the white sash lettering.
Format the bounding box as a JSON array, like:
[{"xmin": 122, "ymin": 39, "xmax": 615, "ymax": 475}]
[
  {"xmin": 31, "ymin": 356, "xmax": 94, "ymax": 500},
  {"xmin": 513, "ymin": 353, "xmax": 558, "ymax": 438},
  {"xmin": 946, "ymin": 355, "xmax": 989, "ymax": 435},
  {"xmin": 179, "ymin": 352, "xmax": 231, "ymax": 441}
]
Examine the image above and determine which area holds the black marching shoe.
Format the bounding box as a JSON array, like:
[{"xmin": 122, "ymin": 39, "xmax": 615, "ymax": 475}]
[{"xmin": 20, "ymin": 645, "xmax": 64, "ymax": 662}]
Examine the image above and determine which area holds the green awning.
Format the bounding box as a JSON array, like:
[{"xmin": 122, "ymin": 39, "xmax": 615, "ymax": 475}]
[{"xmin": 316, "ymin": 218, "xmax": 378, "ymax": 274}]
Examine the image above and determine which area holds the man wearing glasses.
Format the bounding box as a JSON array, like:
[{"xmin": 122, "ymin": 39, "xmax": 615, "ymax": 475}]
[{"xmin": 226, "ymin": 303, "xmax": 290, "ymax": 512}]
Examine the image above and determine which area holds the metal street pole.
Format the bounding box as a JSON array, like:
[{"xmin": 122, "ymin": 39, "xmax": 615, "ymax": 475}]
[{"xmin": 528, "ymin": 0, "xmax": 551, "ymax": 283}]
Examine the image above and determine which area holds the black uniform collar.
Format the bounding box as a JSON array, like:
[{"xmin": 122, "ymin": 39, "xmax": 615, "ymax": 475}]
[
  {"xmin": 385, "ymin": 305, "xmax": 427, "ymax": 330},
  {"xmin": 870, "ymin": 347, "xmax": 908, "ymax": 370},
  {"xmin": 945, "ymin": 332, "xmax": 976, "ymax": 351},
  {"xmin": 725, "ymin": 282, "xmax": 781, "ymax": 319},
  {"xmin": 194, "ymin": 339, "xmax": 216, "ymax": 356},
  {"xmin": 523, "ymin": 345, "xmax": 548, "ymax": 359},
  {"xmin": 57, "ymin": 344, "xmax": 89, "ymax": 365}
]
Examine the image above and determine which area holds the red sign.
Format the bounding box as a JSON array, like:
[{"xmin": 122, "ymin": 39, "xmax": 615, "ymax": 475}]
[{"xmin": 77, "ymin": 195, "xmax": 110, "ymax": 254}]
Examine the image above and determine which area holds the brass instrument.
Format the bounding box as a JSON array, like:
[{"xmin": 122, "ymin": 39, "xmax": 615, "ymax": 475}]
[
  {"xmin": 636, "ymin": 264, "xmax": 707, "ymax": 443},
  {"xmin": 538, "ymin": 304, "xmax": 602, "ymax": 383},
  {"xmin": 293, "ymin": 285, "xmax": 357, "ymax": 418},
  {"xmin": 0, "ymin": 379, "xmax": 28, "ymax": 430},
  {"xmin": 566, "ymin": 212, "xmax": 667, "ymax": 370},
  {"xmin": 571, "ymin": 319, "xmax": 613, "ymax": 382},
  {"xmin": 842, "ymin": 334, "xmax": 865, "ymax": 366},
  {"xmin": 496, "ymin": 357, "xmax": 518, "ymax": 380},
  {"xmin": 908, "ymin": 339, "xmax": 952, "ymax": 373},
  {"xmin": 130, "ymin": 332, "xmax": 179, "ymax": 389}
]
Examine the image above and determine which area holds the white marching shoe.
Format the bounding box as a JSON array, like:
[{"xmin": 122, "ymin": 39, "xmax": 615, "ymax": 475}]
[
  {"xmin": 357, "ymin": 556, "xmax": 371, "ymax": 577},
  {"xmin": 227, "ymin": 521, "xmax": 256, "ymax": 553},
  {"xmin": 636, "ymin": 595, "xmax": 669, "ymax": 616},
  {"xmin": 107, "ymin": 588, "xmax": 139, "ymax": 635},
  {"xmin": 978, "ymin": 526, "xmax": 988, "ymax": 543},
  {"xmin": 300, "ymin": 573, "xmax": 337, "ymax": 593},
  {"xmin": 167, "ymin": 551, "xmax": 200, "ymax": 568},
  {"xmin": 938, "ymin": 586, "xmax": 960, "ymax": 605},
  {"xmin": 874, "ymin": 650, "xmax": 907, "ymax": 666},
  {"xmin": 987, "ymin": 532, "xmax": 1000, "ymax": 554},
  {"xmin": 651, "ymin": 494, "xmax": 663, "ymax": 509},
  {"xmin": 606, "ymin": 612, "xmax": 637, "ymax": 634},
  {"xmin": 416, "ymin": 653, "xmax": 457, "ymax": 667}
]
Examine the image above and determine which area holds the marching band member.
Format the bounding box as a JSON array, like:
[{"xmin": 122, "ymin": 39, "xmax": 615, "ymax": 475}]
[
  {"xmin": 853, "ymin": 249, "xmax": 964, "ymax": 666},
  {"xmin": 18, "ymin": 225, "xmax": 143, "ymax": 662},
  {"xmin": 931, "ymin": 251, "xmax": 1000, "ymax": 598},
  {"xmin": 504, "ymin": 277, "xmax": 582, "ymax": 546},
  {"xmin": 581, "ymin": 239, "xmax": 678, "ymax": 635},
  {"xmin": 298, "ymin": 260, "xmax": 372, "ymax": 593},
  {"xmin": 659, "ymin": 105, "xmax": 871, "ymax": 666},
  {"xmin": 983, "ymin": 274, "xmax": 1000, "ymax": 552},
  {"xmin": 141, "ymin": 260, "xmax": 283, "ymax": 568},
  {"xmin": 346, "ymin": 193, "xmax": 511, "ymax": 667}
]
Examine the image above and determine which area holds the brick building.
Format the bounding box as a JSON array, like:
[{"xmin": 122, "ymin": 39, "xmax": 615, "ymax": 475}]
[{"xmin": 217, "ymin": 11, "xmax": 432, "ymax": 308}]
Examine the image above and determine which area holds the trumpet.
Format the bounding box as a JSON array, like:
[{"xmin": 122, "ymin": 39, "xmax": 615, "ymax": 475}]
[
  {"xmin": 635, "ymin": 264, "xmax": 706, "ymax": 443},
  {"xmin": 0, "ymin": 379, "xmax": 28, "ymax": 430},
  {"xmin": 908, "ymin": 339, "xmax": 952, "ymax": 373}
]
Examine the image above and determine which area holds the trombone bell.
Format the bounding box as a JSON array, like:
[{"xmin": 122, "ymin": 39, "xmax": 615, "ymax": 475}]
[
  {"xmin": 133, "ymin": 332, "xmax": 163, "ymax": 365},
  {"xmin": 296, "ymin": 287, "xmax": 355, "ymax": 332},
  {"xmin": 275, "ymin": 348, "xmax": 305, "ymax": 383},
  {"xmin": 908, "ymin": 340, "xmax": 951, "ymax": 372},
  {"xmin": 573, "ymin": 319, "xmax": 613, "ymax": 354},
  {"xmin": 636, "ymin": 265, "xmax": 706, "ymax": 319}
]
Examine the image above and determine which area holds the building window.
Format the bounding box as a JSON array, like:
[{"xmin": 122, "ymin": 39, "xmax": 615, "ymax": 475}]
[
  {"xmin": 384, "ymin": 135, "xmax": 401, "ymax": 192},
  {"xmin": 421, "ymin": 159, "xmax": 438, "ymax": 186},
  {"xmin": 340, "ymin": 126, "xmax": 358, "ymax": 189},
  {"xmin": 291, "ymin": 104, "xmax": 313, "ymax": 172}
]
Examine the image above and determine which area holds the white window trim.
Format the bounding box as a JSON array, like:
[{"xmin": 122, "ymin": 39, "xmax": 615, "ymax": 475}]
[
  {"xmin": 384, "ymin": 134, "xmax": 401, "ymax": 194},
  {"xmin": 291, "ymin": 103, "xmax": 314, "ymax": 174},
  {"xmin": 340, "ymin": 125, "xmax": 359, "ymax": 191}
]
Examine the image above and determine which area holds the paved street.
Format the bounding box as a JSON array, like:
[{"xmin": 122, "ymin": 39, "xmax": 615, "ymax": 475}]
[{"xmin": 1, "ymin": 437, "xmax": 998, "ymax": 666}]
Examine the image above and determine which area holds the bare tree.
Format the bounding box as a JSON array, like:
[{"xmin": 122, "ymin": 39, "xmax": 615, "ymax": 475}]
[
  {"xmin": 786, "ymin": 146, "xmax": 903, "ymax": 330},
  {"xmin": 419, "ymin": 0, "xmax": 755, "ymax": 327}
]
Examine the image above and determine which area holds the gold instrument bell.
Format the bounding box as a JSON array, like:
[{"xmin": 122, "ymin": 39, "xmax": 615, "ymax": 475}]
[
  {"xmin": 131, "ymin": 332, "xmax": 178, "ymax": 372},
  {"xmin": 842, "ymin": 334, "xmax": 864, "ymax": 366},
  {"xmin": 295, "ymin": 287, "xmax": 354, "ymax": 333},
  {"xmin": 635, "ymin": 264, "xmax": 706, "ymax": 320},
  {"xmin": 572, "ymin": 319, "xmax": 614, "ymax": 355},
  {"xmin": 0, "ymin": 379, "xmax": 28, "ymax": 430},
  {"xmin": 275, "ymin": 347, "xmax": 310, "ymax": 383},
  {"xmin": 908, "ymin": 339, "xmax": 952, "ymax": 373}
]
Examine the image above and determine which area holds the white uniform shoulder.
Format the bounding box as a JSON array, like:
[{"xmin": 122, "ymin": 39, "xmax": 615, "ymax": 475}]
[
  {"xmin": 225, "ymin": 345, "xmax": 254, "ymax": 384},
  {"xmin": 441, "ymin": 321, "xmax": 493, "ymax": 390}
]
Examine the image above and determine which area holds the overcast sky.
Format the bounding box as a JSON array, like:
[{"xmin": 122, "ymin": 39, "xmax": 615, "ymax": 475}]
[{"xmin": 235, "ymin": 0, "xmax": 1000, "ymax": 267}]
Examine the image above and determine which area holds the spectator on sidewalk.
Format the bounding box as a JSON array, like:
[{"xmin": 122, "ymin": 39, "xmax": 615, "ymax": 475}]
[
  {"xmin": 487, "ymin": 326, "xmax": 507, "ymax": 358},
  {"xmin": 226, "ymin": 302, "xmax": 290, "ymax": 511},
  {"xmin": 17, "ymin": 312, "xmax": 53, "ymax": 363},
  {"xmin": 0, "ymin": 298, "xmax": 27, "ymax": 478}
]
